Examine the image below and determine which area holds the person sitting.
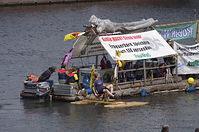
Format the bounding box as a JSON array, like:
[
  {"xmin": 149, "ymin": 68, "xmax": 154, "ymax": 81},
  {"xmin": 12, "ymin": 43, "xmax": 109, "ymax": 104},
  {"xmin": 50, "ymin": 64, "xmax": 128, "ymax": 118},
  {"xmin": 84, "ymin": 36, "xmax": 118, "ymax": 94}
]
[
  {"xmin": 25, "ymin": 74, "xmax": 39, "ymax": 83},
  {"xmin": 67, "ymin": 67, "xmax": 78, "ymax": 85},
  {"xmin": 93, "ymin": 73, "xmax": 115, "ymax": 99},
  {"xmin": 38, "ymin": 66, "xmax": 56, "ymax": 88},
  {"xmin": 58, "ymin": 64, "xmax": 67, "ymax": 84}
]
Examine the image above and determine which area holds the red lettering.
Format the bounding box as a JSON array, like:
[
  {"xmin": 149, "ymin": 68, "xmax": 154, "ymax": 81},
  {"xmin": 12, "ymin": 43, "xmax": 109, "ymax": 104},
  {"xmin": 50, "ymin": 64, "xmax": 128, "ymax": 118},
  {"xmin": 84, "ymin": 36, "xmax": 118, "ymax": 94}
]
[
  {"xmin": 112, "ymin": 36, "xmax": 123, "ymax": 41},
  {"xmin": 133, "ymin": 35, "xmax": 141, "ymax": 39},
  {"xmin": 102, "ymin": 37, "xmax": 112, "ymax": 41},
  {"xmin": 123, "ymin": 36, "xmax": 134, "ymax": 40}
]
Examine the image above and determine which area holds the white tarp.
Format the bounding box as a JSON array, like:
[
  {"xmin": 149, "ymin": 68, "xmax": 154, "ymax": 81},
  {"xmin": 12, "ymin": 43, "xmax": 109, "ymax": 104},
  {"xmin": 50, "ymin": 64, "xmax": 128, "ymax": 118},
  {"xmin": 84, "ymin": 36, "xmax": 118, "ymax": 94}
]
[
  {"xmin": 99, "ymin": 30, "xmax": 177, "ymax": 61},
  {"xmin": 173, "ymin": 42, "xmax": 199, "ymax": 74},
  {"xmin": 89, "ymin": 15, "xmax": 158, "ymax": 33}
]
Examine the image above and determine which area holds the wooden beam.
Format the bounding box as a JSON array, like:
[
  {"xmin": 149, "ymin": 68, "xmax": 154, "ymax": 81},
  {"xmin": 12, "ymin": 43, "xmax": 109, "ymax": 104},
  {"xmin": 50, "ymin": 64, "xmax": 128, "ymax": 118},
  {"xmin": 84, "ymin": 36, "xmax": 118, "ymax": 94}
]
[
  {"xmin": 196, "ymin": 20, "xmax": 199, "ymax": 43},
  {"xmin": 154, "ymin": 20, "xmax": 196, "ymax": 28}
]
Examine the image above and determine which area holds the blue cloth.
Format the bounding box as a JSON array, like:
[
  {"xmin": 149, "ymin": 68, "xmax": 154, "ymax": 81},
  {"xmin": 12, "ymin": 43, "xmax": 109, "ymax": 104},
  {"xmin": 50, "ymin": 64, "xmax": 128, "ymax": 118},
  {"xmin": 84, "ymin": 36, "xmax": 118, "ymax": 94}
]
[
  {"xmin": 58, "ymin": 72, "xmax": 67, "ymax": 80},
  {"xmin": 46, "ymin": 79, "xmax": 54, "ymax": 88},
  {"xmin": 94, "ymin": 79, "xmax": 104, "ymax": 94}
]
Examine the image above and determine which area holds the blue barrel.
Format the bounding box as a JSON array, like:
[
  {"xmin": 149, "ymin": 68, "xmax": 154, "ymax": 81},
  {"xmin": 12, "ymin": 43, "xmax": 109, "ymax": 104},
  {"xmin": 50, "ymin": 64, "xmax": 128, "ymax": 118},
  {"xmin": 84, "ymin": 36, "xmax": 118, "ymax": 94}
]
[
  {"xmin": 185, "ymin": 87, "xmax": 196, "ymax": 92},
  {"xmin": 140, "ymin": 89, "xmax": 147, "ymax": 96}
]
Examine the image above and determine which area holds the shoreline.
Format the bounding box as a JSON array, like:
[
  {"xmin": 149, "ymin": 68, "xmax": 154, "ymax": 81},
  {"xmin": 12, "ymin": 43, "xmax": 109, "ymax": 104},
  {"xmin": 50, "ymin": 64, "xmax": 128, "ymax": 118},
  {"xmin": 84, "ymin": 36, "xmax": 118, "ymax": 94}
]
[{"xmin": 0, "ymin": 0, "xmax": 113, "ymax": 6}]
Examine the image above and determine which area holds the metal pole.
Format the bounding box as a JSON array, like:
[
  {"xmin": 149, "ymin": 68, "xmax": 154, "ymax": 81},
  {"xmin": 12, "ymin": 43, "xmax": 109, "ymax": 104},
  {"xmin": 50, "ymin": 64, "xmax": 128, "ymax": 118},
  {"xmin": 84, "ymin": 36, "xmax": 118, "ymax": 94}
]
[
  {"xmin": 194, "ymin": 9, "xmax": 197, "ymax": 20},
  {"xmin": 143, "ymin": 59, "xmax": 146, "ymax": 86}
]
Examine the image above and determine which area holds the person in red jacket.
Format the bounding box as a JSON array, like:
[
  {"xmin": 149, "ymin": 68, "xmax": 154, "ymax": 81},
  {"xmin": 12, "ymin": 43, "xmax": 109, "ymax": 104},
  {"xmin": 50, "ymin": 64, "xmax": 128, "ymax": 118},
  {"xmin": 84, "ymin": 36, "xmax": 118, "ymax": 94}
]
[
  {"xmin": 67, "ymin": 67, "xmax": 78, "ymax": 85},
  {"xmin": 58, "ymin": 64, "xmax": 67, "ymax": 84}
]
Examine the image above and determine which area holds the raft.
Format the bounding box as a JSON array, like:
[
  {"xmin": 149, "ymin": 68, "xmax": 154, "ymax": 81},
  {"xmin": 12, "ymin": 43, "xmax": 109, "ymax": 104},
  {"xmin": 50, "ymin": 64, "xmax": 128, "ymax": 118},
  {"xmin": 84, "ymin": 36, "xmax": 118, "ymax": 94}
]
[
  {"xmin": 71, "ymin": 99, "xmax": 120, "ymax": 105},
  {"xmin": 71, "ymin": 99, "xmax": 149, "ymax": 108},
  {"xmin": 104, "ymin": 101, "xmax": 149, "ymax": 108}
]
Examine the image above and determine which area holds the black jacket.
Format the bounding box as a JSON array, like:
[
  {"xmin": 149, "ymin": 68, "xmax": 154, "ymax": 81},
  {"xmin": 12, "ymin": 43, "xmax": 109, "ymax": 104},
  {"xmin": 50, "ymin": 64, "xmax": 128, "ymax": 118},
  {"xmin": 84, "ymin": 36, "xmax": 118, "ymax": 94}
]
[{"xmin": 38, "ymin": 69, "xmax": 53, "ymax": 82}]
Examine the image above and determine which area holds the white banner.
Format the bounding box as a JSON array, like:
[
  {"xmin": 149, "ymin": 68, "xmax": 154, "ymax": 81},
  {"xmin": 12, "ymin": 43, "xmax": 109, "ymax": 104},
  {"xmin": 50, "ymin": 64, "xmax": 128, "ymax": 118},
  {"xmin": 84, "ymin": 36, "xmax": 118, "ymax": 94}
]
[
  {"xmin": 174, "ymin": 42, "xmax": 199, "ymax": 74},
  {"xmin": 99, "ymin": 30, "xmax": 176, "ymax": 61}
]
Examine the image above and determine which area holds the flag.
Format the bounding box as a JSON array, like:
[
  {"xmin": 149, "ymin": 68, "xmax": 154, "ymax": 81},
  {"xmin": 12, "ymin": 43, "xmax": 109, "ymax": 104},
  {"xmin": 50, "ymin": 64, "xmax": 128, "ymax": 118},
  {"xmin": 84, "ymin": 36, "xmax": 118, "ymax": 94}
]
[
  {"xmin": 115, "ymin": 50, "xmax": 121, "ymax": 58},
  {"xmin": 61, "ymin": 48, "xmax": 73, "ymax": 65},
  {"xmin": 90, "ymin": 65, "xmax": 95, "ymax": 91},
  {"xmin": 114, "ymin": 64, "xmax": 118, "ymax": 79},
  {"xmin": 64, "ymin": 32, "xmax": 84, "ymax": 41}
]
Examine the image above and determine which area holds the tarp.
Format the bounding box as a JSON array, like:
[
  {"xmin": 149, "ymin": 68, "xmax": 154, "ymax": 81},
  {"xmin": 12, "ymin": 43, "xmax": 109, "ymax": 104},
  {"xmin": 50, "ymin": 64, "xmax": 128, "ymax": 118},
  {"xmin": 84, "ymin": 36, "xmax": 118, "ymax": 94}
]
[
  {"xmin": 99, "ymin": 30, "xmax": 177, "ymax": 61},
  {"xmin": 89, "ymin": 15, "xmax": 158, "ymax": 33},
  {"xmin": 173, "ymin": 42, "xmax": 199, "ymax": 74},
  {"xmin": 155, "ymin": 22, "xmax": 197, "ymax": 41},
  {"xmin": 72, "ymin": 35, "xmax": 107, "ymax": 58}
]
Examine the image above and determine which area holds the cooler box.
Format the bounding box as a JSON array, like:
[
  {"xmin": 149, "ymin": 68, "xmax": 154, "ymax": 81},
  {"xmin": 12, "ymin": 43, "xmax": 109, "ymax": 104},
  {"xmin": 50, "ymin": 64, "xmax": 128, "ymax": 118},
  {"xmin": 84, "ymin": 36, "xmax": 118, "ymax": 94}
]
[{"xmin": 53, "ymin": 83, "xmax": 77, "ymax": 96}]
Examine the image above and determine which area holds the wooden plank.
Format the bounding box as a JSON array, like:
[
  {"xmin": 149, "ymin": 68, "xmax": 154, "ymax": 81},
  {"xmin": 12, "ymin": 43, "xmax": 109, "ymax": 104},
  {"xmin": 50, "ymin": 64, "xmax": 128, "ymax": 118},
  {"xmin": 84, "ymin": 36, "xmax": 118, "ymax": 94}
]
[
  {"xmin": 71, "ymin": 101, "xmax": 90, "ymax": 104},
  {"xmin": 154, "ymin": 20, "xmax": 196, "ymax": 28},
  {"xmin": 71, "ymin": 99, "xmax": 125, "ymax": 105},
  {"xmin": 196, "ymin": 20, "xmax": 199, "ymax": 43},
  {"xmin": 104, "ymin": 102, "xmax": 149, "ymax": 108}
]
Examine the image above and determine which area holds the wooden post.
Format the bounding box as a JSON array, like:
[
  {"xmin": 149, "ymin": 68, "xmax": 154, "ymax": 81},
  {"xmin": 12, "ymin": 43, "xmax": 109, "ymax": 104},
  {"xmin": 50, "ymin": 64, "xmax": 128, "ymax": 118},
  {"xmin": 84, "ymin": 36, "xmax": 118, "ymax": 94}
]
[
  {"xmin": 115, "ymin": 65, "xmax": 119, "ymax": 90},
  {"xmin": 95, "ymin": 55, "xmax": 98, "ymax": 68},
  {"xmin": 196, "ymin": 20, "xmax": 199, "ymax": 43},
  {"xmin": 161, "ymin": 125, "xmax": 169, "ymax": 132},
  {"xmin": 143, "ymin": 59, "xmax": 146, "ymax": 86}
]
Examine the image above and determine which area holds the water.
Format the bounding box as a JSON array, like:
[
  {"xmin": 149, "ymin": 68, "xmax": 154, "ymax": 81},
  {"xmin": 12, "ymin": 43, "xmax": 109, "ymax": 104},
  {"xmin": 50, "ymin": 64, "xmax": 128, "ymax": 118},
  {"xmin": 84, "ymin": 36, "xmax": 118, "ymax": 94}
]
[{"xmin": 0, "ymin": 0, "xmax": 199, "ymax": 131}]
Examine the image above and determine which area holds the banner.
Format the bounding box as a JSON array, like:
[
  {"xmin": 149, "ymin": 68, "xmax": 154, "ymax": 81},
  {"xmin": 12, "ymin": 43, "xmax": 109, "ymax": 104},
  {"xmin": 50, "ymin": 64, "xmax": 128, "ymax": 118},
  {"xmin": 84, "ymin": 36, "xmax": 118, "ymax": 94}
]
[
  {"xmin": 99, "ymin": 30, "xmax": 176, "ymax": 61},
  {"xmin": 173, "ymin": 42, "xmax": 199, "ymax": 74},
  {"xmin": 155, "ymin": 22, "xmax": 197, "ymax": 41}
]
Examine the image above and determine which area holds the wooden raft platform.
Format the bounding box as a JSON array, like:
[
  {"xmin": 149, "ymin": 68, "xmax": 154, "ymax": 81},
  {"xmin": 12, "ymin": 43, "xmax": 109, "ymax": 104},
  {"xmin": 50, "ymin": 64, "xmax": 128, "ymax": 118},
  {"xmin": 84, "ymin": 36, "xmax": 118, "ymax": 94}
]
[{"xmin": 71, "ymin": 99, "xmax": 149, "ymax": 108}]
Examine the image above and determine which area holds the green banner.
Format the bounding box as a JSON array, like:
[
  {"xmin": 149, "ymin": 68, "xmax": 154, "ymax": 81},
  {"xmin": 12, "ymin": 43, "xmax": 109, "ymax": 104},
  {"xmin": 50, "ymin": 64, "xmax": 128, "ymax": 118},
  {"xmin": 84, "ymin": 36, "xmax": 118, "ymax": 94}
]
[{"xmin": 155, "ymin": 22, "xmax": 197, "ymax": 41}]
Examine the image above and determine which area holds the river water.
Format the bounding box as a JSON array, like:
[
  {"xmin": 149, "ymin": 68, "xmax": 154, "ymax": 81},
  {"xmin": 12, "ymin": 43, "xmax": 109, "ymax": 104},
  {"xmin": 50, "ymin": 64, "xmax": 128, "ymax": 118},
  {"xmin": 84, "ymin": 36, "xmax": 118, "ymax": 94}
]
[{"xmin": 0, "ymin": 0, "xmax": 199, "ymax": 132}]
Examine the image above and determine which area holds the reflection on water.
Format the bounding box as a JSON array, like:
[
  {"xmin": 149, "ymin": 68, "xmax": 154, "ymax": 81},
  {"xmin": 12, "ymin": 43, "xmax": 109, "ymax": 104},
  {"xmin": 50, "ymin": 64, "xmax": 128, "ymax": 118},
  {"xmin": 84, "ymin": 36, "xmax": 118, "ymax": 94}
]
[{"xmin": 0, "ymin": 0, "xmax": 199, "ymax": 131}]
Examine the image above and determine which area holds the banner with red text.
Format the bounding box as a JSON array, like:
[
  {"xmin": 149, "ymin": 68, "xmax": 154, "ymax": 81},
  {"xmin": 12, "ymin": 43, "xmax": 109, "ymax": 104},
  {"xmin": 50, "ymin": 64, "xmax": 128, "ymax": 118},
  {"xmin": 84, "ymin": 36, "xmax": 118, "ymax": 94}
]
[{"xmin": 99, "ymin": 30, "xmax": 177, "ymax": 61}]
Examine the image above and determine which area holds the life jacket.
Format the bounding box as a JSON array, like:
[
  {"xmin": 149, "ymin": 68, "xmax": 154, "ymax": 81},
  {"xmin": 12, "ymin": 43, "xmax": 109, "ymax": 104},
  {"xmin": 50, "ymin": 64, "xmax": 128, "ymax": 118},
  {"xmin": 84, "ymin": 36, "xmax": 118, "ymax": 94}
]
[
  {"xmin": 58, "ymin": 69, "xmax": 67, "ymax": 73},
  {"xmin": 58, "ymin": 69, "xmax": 67, "ymax": 80},
  {"xmin": 67, "ymin": 73, "xmax": 78, "ymax": 85},
  {"xmin": 27, "ymin": 74, "xmax": 38, "ymax": 83}
]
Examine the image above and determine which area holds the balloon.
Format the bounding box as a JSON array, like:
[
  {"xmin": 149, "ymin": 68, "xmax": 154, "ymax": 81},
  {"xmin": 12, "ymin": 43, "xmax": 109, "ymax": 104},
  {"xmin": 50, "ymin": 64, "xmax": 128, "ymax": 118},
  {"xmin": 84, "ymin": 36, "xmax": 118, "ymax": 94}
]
[{"xmin": 187, "ymin": 77, "xmax": 194, "ymax": 84}]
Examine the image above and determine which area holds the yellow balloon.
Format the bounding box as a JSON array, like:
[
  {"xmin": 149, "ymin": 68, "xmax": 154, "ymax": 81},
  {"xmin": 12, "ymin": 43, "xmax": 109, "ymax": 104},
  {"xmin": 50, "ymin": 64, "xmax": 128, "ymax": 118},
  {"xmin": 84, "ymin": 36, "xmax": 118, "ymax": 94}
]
[{"xmin": 187, "ymin": 77, "xmax": 194, "ymax": 84}]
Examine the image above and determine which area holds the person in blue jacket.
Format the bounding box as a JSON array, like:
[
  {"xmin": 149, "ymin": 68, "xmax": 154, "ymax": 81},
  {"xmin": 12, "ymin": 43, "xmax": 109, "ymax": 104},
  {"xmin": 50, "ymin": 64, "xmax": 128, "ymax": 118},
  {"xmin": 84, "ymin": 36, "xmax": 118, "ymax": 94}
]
[{"xmin": 93, "ymin": 73, "xmax": 115, "ymax": 98}]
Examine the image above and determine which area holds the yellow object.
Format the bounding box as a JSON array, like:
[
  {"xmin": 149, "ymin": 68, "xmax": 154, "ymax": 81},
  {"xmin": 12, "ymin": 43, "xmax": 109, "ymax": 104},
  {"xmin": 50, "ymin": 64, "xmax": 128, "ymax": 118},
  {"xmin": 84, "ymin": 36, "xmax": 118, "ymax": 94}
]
[
  {"xmin": 64, "ymin": 32, "xmax": 81, "ymax": 41},
  {"xmin": 69, "ymin": 82, "xmax": 77, "ymax": 85},
  {"xmin": 187, "ymin": 77, "xmax": 194, "ymax": 84},
  {"xmin": 121, "ymin": 60, "xmax": 126, "ymax": 66},
  {"xmin": 104, "ymin": 102, "xmax": 149, "ymax": 108},
  {"xmin": 74, "ymin": 74, "xmax": 78, "ymax": 80},
  {"xmin": 90, "ymin": 65, "xmax": 95, "ymax": 90},
  {"xmin": 115, "ymin": 50, "xmax": 121, "ymax": 58},
  {"xmin": 117, "ymin": 60, "xmax": 123, "ymax": 67},
  {"xmin": 71, "ymin": 101, "xmax": 90, "ymax": 104},
  {"xmin": 71, "ymin": 99, "xmax": 120, "ymax": 105}
]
